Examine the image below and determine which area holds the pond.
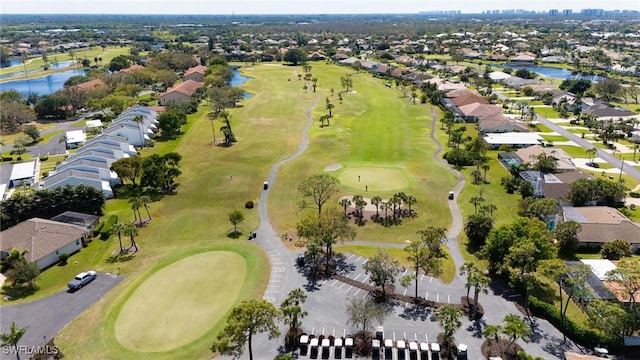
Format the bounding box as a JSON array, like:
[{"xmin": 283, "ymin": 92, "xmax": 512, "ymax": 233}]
[
  {"xmin": 498, "ymin": 64, "xmax": 604, "ymax": 82},
  {"xmin": 230, "ymin": 67, "xmax": 253, "ymax": 98},
  {"xmin": 0, "ymin": 68, "xmax": 87, "ymax": 97},
  {"xmin": 1, "ymin": 59, "xmax": 23, "ymax": 68},
  {"xmin": 0, "ymin": 60, "xmax": 78, "ymax": 80}
]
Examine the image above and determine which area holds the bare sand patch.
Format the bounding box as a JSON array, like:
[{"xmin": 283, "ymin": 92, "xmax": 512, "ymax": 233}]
[{"xmin": 324, "ymin": 163, "xmax": 344, "ymax": 172}]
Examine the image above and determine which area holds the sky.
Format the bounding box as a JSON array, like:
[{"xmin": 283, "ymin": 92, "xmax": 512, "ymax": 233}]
[{"xmin": 2, "ymin": 0, "xmax": 638, "ymax": 15}]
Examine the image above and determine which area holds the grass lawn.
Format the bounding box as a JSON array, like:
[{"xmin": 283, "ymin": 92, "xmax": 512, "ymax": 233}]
[
  {"xmin": 0, "ymin": 46, "xmax": 132, "ymax": 80},
  {"xmin": 334, "ymin": 245, "xmax": 456, "ymax": 284},
  {"xmin": 557, "ymin": 145, "xmax": 590, "ymax": 158},
  {"xmin": 115, "ymin": 251, "xmax": 247, "ymax": 352},
  {"xmin": 539, "ymin": 135, "xmax": 568, "ymax": 142},
  {"xmin": 534, "ymin": 107, "xmax": 560, "ymax": 119},
  {"xmin": 267, "ymin": 64, "xmax": 457, "ymax": 244}
]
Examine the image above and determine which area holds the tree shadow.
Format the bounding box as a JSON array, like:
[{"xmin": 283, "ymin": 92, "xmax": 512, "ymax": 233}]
[
  {"xmin": 105, "ymin": 253, "xmax": 136, "ymax": 263},
  {"xmin": 226, "ymin": 231, "xmax": 243, "ymax": 239},
  {"xmin": 542, "ymin": 334, "xmax": 576, "ymax": 359},
  {"xmin": 467, "ymin": 319, "xmax": 487, "ymax": 338},
  {"xmin": 399, "ymin": 304, "xmax": 432, "ymax": 321}
]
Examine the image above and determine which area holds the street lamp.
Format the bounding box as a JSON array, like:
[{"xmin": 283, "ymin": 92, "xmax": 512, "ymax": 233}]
[{"xmin": 618, "ymin": 152, "xmax": 625, "ymax": 183}]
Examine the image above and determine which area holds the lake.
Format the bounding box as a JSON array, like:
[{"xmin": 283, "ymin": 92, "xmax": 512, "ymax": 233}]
[
  {"xmin": 0, "ymin": 68, "xmax": 87, "ymax": 96},
  {"xmin": 0, "ymin": 60, "xmax": 77, "ymax": 80},
  {"xmin": 0, "ymin": 66, "xmax": 252, "ymax": 98},
  {"xmin": 498, "ymin": 64, "xmax": 604, "ymax": 82},
  {"xmin": 230, "ymin": 67, "xmax": 253, "ymax": 98}
]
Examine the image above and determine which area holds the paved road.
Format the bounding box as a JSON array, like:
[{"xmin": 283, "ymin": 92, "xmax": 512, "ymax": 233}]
[
  {"xmin": 0, "ymin": 272, "xmax": 123, "ymax": 360},
  {"xmin": 535, "ymin": 114, "xmax": 640, "ymax": 181}
]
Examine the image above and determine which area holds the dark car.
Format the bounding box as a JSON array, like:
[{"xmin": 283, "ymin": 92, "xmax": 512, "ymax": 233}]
[
  {"xmin": 448, "ymin": 191, "xmax": 454, "ymax": 200},
  {"xmin": 248, "ymin": 231, "xmax": 257, "ymax": 240}
]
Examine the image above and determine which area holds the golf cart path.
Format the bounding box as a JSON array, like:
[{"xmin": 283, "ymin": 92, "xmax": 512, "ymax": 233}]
[{"xmin": 255, "ymin": 95, "xmax": 322, "ymax": 304}]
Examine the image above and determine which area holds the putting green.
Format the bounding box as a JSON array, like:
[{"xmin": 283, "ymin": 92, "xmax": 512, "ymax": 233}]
[
  {"xmin": 114, "ymin": 251, "xmax": 247, "ymax": 352},
  {"xmin": 337, "ymin": 166, "xmax": 410, "ymax": 192}
]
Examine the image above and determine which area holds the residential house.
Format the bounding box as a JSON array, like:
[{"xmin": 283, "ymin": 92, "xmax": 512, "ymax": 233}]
[
  {"xmin": 83, "ymin": 134, "xmax": 137, "ymax": 156},
  {"xmin": 515, "ymin": 145, "xmax": 576, "ymax": 172},
  {"xmin": 102, "ymin": 122, "xmax": 152, "ymax": 147},
  {"xmin": 51, "ymin": 211, "xmax": 99, "ymax": 230},
  {"xmin": 457, "ymin": 103, "xmax": 503, "ymax": 122},
  {"xmin": 552, "ymin": 92, "xmax": 579, "ymax": 112},
  {"xmin": 0, "ymin": 218, "xmax": 89, "ymax": 270},
  {"xmin": 159, "ymin": 79, "xmax": 204, "ymax": 105},
  {"xmin": 582, "ymin": 102, "xmax": 638, "ymax": 122},
  {"xmin": 71, "ymin": 78, "xmax": 106, "ymax": 92},
  {"xmin": 65, "ymin": 129, "xmax": 86, "ymax": 149},
  {"xmin": 51, "ymin": 158, "xmax": 120, "ymax": 186},
  {"xmin": 510, "ymin": 53, "xmax": 536, "ymax": 64},
  {"xmin": 74, "ymin": 143, "xmax": 130, "ymax": 161},
  {"xmin": 483, "ymin": 132, "xmax": 543, "ymax": 149},
  {"xmin": 519, "ymin": 170, "xmax": 594, "ymax": 202},
  {"xmin": 562, "ymin": 206, "xmax": 640, "ymax": 250},
  {"xmin": 478, "ymin": 114, "xmax": 529, "ymax": 134},
  {"xmin": 183, "ymin": 65, "xmax": 207, "ymax": 82},
  {"xmin": 7, "ymin": 161, "xmax": 37, "ymax": 188},
  {"xmin": 44, "ymin": 169, "xmax": 113, "ymax": 198}
]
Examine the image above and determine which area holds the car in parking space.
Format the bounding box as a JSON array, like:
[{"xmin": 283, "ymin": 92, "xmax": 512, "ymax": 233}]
[{"xmin": 68, "ymin": 270, "xmax": 97, "ymax": 290}]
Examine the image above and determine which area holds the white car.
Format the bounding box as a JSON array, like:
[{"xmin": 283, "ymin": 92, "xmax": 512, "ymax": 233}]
[{"xmin": 68, "ymin": 270, "xmax": 97, "ymax": 290}]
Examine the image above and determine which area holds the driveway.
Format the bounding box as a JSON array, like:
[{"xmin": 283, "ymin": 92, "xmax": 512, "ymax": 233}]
[{"xmin": 0, "ymin": 272, "xmax": 123, "ymax": 360}]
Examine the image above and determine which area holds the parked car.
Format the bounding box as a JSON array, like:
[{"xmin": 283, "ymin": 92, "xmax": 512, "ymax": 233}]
[
  {"xmin": 448, "ymin": 191, "xmax": 454, "ymax": 200},
  {"xmin": 68, "ymin": 270, "xmax": 97, "ymax": 290}
]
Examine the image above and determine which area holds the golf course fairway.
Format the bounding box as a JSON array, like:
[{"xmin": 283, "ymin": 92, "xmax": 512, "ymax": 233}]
[{"xmin": 114, "ymin": 251, "xmax": 246, "ymax": 352}]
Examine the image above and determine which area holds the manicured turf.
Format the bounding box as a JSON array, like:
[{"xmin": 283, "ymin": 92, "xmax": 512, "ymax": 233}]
[
  {"xmin": 115, "ymin": 251, "xmax": 246, "ymax": 352},
  {"xmin": 337, "ymin": 166, "xmax": 410, "ymax": 192}
]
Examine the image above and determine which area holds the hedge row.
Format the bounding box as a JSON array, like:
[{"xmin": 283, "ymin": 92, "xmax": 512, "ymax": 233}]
[
  {"xmin": 528, "ymin": 296, "xmax": 621, "ymax": 350},
  {"xmin": 100, "ymin": 215, "xmax": 118, "ymax": 239}
]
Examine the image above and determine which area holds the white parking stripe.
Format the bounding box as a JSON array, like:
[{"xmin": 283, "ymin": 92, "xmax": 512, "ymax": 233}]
[
  {"xmin": 338, "ymin": 283, "xmax": 346, "ymax": 289},
  {"xmin": 425, "ymin": 292, "xmax": 429, "ymax": 300},
  {"xmin": 420, "ymin": 274, "xmax": 424, "ymax": 281},
  {"xmin": 362, "ymin": 292, "xmax": 368, "ymax": 298},
  {"xmin": 347, "ymin": 254, "xmax": 355, "ymax": 260},
  {"xmin": 354, "ymin": 289, "xmax": 361, "ymax": 296},
  {"xmin": 429, "ymin": 276, "xmax": 434, "ymax": 283}
]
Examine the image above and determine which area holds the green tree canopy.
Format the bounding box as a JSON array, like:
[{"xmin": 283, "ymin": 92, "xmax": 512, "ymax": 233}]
[{"xmin": 363, "ymin": 250, "xmax": 400, "ymax": 299}]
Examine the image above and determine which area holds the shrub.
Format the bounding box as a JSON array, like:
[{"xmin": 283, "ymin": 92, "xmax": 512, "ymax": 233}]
[
  {"xmin": 58, "ymin": 253, "xmax": 69, "ymax": 265},
  {"xmin": 245, "ymin": 200, "xmax": 254, "ymax": 209},
  {"xmin": 528, "ymin": 296, "xmax": 620, "ymax": 350},
  {"xmin": 100, "ymin": 215, "xmax": 118, "ymax": 239},
  {"xmin": 42, "ymin": 171, "xmax": 49, "ymax": 178},
  {"xmin": 39, "ymin": 155, "xmax": 49, "ymax": 161},
  {"xmin": 2, "ymin": 157, "xmax": 12, "ymax": 162},
  {"xmin": 630, "ymin": 204, "xmax": 636, "ymax": 211},
  {"xmin": 93, "ymin": 221, "xmax": 104, "ymax": 237},
  {"xmin": 629, "ymin": 192, "xmax": 640, "ymax": 198}
]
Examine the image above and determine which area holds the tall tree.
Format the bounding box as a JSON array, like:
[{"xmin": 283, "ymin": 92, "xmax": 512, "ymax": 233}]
[
  {"xmin": 296, "ymin": 208, "xmax": 355, "ymax": 270},
  {"xmin": 138, "ymin": 195, "xmax": 152, "ymax": 221},
  {"xmin": 402, "ymin": 226, "xmax": 447, "ymax": 302},
  {"xmin": 129, "ymin": 197, "xmax": 143, "ymax": 225},
  {"xmin": 123, "ymin": 223, "xmax": 139, "ymax": 252},
  {"xmin": 279, "ymin": 288, "xmax": 308, "ymax": 350},
  {"xmin": 110, "ymin": 157, "xmax": 144, "ymax": 186},
  {"xmin": 0, "ymin": 321, "xmax": 28, "ymax": 360},
  {"xmin": 212, "ymin": 299, "xmax": 280, "ymax": 360},
  {"xmin": 436, "ymin": 304, "xmax": 463, "ymax": 360},
  {"xmin": 363, "ymin": 250, "xmax": 400, "ymax": 300},
  {"xmin": 110, "ymin": 222, "xmax": 127, "ymax": 254},
  {"xmin": 228, "ymin": 209, "xmax": 245, "ymax": 234},
  {"xmin": 298, "ymin": 174, "xmax": 340, "ymax": 216},
  {"xmin": 555, "ymin": 221, "xmax": 581, "ymax": 255},
  {"xmin": 346, "ymin": 297, "xmax": 387, "ymax": 344}
]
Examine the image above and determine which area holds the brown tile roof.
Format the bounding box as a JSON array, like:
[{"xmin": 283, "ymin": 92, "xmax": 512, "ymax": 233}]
[
  {"xmin": 0, "ymin": 218, "xmax": 88, "ymax": 263},
  {"xmin": 161, "ymin": 79, "xmax": 204, "ymax": 98},
  {"xmin": 118, "ymin": 64, "xmax": 145, "ymax": 73},
  {"xmin": 480, "ymin": 114, "xmax": 529, "ymax": 132},
  {"xmin": 73, "ymin": 79, "xmax": 106, "ymax": 92},
  {"xmin": 452, "ymin": 93, "xmax": 489, "ymax": 107},
  {"xmin": 184, "ymin": 65, "xmax": 207, "ymax": 78},
  {"xmin": 446, "ymin": 88, "xmax": 475, "ymax": 98},
  {"xmin": 568, "ymin": 207, "xmax": 640, "ymax": 246},
  {"xmin": 458, "ymin": 103, "xmax": 502, "ymax": 117}
]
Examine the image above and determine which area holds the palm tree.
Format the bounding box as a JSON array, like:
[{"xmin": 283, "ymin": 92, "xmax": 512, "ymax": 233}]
[
  {"xmin": 370, "ymin": 196, "xmax": 382, "ymax": 217},
  {"xmin": 481, "ymin": 163, "xmax": 490, "ymax": 182},
  {"xmin": 123, "ymin": 223, "xmax": 139, "ymax": 252},
  {"xmin": 405, "ymin": 195, "xmax": 417, "ymax": 215},
  {"xmin": 0, "ymin": 321, "xmax": 28, "ymax": 360},
  {"xmin": 138, "ymin": 195, "xmax": 152, "ymax": 221},
  {"xmin": 279, "ymin": 288, "xmax": 308, "ymax": 350},
  {"xmin": 110, "ymin": 222, "xmax": 127, "ymax": 254},
  {"xmin": 502, "ymin": 314, "xmax": 532, "ymax": 354},
  {"xmin": 436, "ymin": 304, "xmax": 463, "ymax": 360},
  {"xmin": 469, "ymin": 195, "xmax": 485, "ymax": 215},
  {"xmin": 479, "ymin": 203, "xmax": 497, "ymax": 218},
  {"xmin": 339, "ymin": 198, "xmax": 351, "ymax": 216},
  {"xmin": 459, "ymin": 262, "xmax": 478, "ymax": 299},
  {"xmin": 483, "ymin": 324, "xmax": 503, "ymax": 356},
  {"xmin": 311, "ymin": 78, "xmax": 318, "ymax": 93},
  {"xmin": 129, "ymin": 197, "xmax": 143, "ymax": 225},
  {"xmin": 586, "ymin": 147, "xmax": 598, "ymax": 166},
  {"xmin": 471, "ymin": 271, "xmax": 490, "ymax": 319},
  {"xmin": 326, "ymin": 98, "xmax": 334, "ymax": 117}
]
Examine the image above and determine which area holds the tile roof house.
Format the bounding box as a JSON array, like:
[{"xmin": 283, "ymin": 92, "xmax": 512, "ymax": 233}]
[
  {"xmin": 562, "ymin": 206, "xmax": 640, "ymax": 250},
  {"xmin": 0, "ymin": 218, "xmax": 89, "ymax": 270},
  {"xmin": 519, "ymin": 170, "xmax": 594, "ymax": 201},
  {"xmin": 478, "ymin": 114, "xmax": 529, "ymax": 134},
  {"xmin": 451, "ymin": 93, "xmax": 489, "ymax": 107},
  {"xmin": 183, "ymin": 65, "xmax": 207, "ymax": 82},
  {"xmin": 515, "ymin": 145, "xmax": 576, "ymax": 172},
  {"xmin": 457, "ymin": 103, "xmax": 503, "ymax": 122},
  {"xmin": 71, "ymin": 79, "xmax": 106, "ymax": 92},
  {"xmin": 159, "ymin": 80, "xmax": 204, "ymax": 106},
  {"xmin": 582, "ymin": 103, "xmax": 637, "ymax": 120}
]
